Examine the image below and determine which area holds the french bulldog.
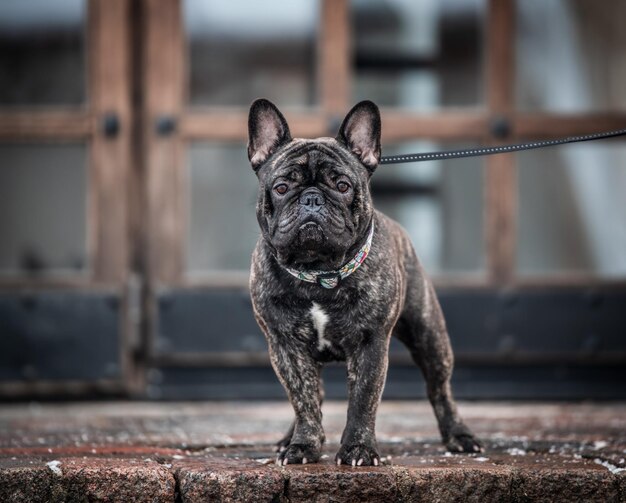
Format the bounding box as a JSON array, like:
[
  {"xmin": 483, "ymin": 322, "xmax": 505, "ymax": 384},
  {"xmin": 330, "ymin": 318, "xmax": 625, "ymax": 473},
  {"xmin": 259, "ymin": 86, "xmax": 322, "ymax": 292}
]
[{"xmin": 248, "ymin": 99, "xmax": 482, "ymax": 467}]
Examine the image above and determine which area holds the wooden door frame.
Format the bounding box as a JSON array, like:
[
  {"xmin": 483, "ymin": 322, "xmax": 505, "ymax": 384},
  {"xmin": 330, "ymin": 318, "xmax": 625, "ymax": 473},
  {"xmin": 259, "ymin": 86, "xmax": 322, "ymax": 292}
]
[
  {"xmin": 0, "ymin": 0, "xmax": 136, "ymax": 397},
  {"xmin": 143, "ymin": 0, "xmax": 626, "ymax": 291}
]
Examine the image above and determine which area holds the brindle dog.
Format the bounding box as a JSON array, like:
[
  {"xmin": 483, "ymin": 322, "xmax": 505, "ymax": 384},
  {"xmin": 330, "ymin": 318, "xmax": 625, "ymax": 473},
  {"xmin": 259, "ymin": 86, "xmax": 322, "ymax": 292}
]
[{"xmin": 248, "ymin": 99, "xmax": 482, "ymax": 467}]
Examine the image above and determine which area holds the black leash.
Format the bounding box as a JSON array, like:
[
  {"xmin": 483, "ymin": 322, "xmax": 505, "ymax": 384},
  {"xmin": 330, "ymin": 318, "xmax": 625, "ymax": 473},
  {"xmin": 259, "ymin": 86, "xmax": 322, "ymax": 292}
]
[{"xmin": 379, "ymin": 128, "xmax": 626, "ymax": 165}]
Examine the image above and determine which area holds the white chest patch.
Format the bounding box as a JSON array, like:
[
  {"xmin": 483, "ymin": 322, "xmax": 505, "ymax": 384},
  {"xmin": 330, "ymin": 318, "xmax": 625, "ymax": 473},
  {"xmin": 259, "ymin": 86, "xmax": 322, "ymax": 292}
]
[{"xmin": 310, "ymin": 302, "xmax": 331, "ymax": 351}]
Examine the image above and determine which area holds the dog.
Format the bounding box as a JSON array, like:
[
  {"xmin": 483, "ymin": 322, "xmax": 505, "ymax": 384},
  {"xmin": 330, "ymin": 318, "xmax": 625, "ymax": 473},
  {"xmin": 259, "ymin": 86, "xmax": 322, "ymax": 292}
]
[{"xmin": 248, "ymin": 99, "xmax": 482, "ymax": 466}]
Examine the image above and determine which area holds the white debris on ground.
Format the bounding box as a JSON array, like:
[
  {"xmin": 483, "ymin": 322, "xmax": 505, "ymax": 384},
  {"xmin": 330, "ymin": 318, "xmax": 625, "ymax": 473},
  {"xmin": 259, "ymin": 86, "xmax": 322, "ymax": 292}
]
[
  {"xmin": 593, "ymin": 458, "xmax": 626, "ymax": 474},
  {"xmin": 506, "ymin": 447, "xmax": 527, "ymax": 456},
  {"xmin": 475, "ymin": 457, "xmax": 489, "ymax": 462},
  {"xmin": 592, "ymin": 440, "xmax": 608, "ymax": 450},
  {"xmin": 46, "ymin": 460, "xmax": 62, "ymax": 476}
]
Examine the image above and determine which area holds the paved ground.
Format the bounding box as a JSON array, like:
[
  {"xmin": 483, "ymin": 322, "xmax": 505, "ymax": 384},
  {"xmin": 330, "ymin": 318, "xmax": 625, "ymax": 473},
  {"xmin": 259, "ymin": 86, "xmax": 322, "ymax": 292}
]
[{"xmin": 0, "ymin": 400, "xmax": 625, "ymax": 502}]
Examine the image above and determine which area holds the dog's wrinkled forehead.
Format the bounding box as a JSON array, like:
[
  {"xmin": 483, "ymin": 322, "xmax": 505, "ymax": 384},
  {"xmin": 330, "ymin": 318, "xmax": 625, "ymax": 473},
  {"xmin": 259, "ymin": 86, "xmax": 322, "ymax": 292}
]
[{"xmin": 267, "ymin": 138, "xmax": 358, "ymax": 175}]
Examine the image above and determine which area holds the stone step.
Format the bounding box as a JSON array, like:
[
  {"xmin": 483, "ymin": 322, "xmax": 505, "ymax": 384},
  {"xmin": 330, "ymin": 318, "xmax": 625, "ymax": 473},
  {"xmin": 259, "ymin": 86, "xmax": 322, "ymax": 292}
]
[{"xmin": 1, "ymin": 401, "xmax": 625, "ymax": 502}]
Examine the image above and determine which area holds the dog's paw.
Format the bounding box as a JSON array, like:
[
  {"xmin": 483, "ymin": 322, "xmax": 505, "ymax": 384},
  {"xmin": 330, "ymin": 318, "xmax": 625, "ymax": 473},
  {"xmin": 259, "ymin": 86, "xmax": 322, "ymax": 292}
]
[
  {"xmin": 276, "ymin": 443, "xmax": 320, "ymax": 466},
  {"xmin": 444, "ymin": 423, "xmax": 484, "ymax": 453},
  {"xmin": 335, "ymin": 443, "xmax": 381, "ymax": 467},
  {"xmin": 275, "ymin": 433, "xmax": 293, "ymax": 453}
]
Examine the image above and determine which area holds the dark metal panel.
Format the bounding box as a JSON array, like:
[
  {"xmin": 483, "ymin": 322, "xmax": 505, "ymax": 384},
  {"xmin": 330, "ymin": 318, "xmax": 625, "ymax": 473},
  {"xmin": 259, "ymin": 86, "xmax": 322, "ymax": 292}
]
[
  {"xmin": 156, "ymin": 287, "xmax": 626, "ymax": 359},
  {"xmin": 155, "ymin": 288, "xmax": 264, "ymax": 354},
  {"xmin": 151, "ymin": 286, "xmax": 626, "ymax": 400},
  {"xmin": 149, "ymin": 364, "xmax": 626, "ymax": 400},
  {"xmin": 146, "ymin": 367, "xmax": 284, "ymax": 400},
  {"xmin": 440, "ymin": 288, "xmax": 626, "ymax": 355},
  {"xmin": 449, "ymin": 364, "xmax": 626, "ymax": 400},
  {"xmin": 0, "ymin": 291, "xmax": 122, "ymax": 381}
]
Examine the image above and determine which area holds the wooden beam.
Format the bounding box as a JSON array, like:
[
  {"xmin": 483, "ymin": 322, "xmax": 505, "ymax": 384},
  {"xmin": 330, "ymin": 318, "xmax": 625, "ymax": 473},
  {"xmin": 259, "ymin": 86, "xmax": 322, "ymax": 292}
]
[
  {"xmin": 153, "ymin": 351, "xmax": 271, "ymax": 368},
  {"xmin": 181, "ymin": 111, "xmax": 328, "ymax": 141},
  {"xmin": 381, "ymin": 111, "xmax": 488, "ymax": 142},
  {"xmin": 485, "ymin": 0, "xmax": 516, "ymax": 285},
  {"xmin": 89, "ymin": 0, "xmax": 132, "ymax": 284},
  {"xmin": 486, "ymin": 0, "xmax": 515, "ymax": 115},
  {"xmin": 318, "ymin": 0, "xmax": 350, "ymax": 117},
  {"xmin": 143, "ymin": 0, "xmax": 185, "ymax": 285},
  {"xmin": 515, "ymin": 113, "xmax": 626, "ymax": 139},
  {"xmin": 180, "ymin": 110, "xmax": 489, "ymax": 143},
  {"xmin": 485, "ymin": 154, "xmax": 516, "ymax": 283},
  {"xmin": 0, "ymin": 379, "xmax": 126, "ymax": 398},
  {"xmin": 0, "ymin": 112, "xmax": 91, "ymax": 139},
  {"xmin": 151, "ymin": 349, "xmax": 626, "ymax": 368},
  {"xmin": 88, "ymin": 0, "xmax": 135, "ymax": 395}
]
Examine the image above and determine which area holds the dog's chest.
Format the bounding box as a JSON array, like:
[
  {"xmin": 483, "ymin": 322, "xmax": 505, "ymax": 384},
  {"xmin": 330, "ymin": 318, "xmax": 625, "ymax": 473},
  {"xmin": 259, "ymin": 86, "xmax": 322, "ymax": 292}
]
[
  {"xmin": 308, "ymin": 302, "xmax": 343, "ymax": 360},
  {"xmin": 309, "ymin": 302, "xmax": 334, "ymax": 352}
]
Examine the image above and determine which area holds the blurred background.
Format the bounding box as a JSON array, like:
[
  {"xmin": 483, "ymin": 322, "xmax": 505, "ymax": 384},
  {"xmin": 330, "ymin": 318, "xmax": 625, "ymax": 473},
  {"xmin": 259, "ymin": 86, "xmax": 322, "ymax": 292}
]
[{"xmin": 0, "ymin": 0, "xmax": 624, "ymax": 400}]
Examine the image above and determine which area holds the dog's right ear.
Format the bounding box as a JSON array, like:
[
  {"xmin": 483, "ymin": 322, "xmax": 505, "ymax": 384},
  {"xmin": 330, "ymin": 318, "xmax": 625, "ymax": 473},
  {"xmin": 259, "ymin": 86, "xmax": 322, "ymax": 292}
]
[{"xmin": 248, "ymin": 99, "xmax": 292, "ymax": 170}]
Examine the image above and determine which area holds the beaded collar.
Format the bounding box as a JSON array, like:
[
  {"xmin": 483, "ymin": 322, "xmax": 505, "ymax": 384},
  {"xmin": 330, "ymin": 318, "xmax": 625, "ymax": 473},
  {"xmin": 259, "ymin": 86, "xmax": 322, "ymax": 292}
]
[{"xmin": 283, "ymin": 222, "xmax": 375, "ymax": 289}]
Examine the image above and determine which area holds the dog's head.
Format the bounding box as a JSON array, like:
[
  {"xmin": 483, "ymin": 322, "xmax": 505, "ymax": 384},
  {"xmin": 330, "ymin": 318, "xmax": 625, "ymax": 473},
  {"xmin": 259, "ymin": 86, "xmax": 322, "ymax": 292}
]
[{"xmin": 248, "ymin": 99, "xmax": 381, "ymax": 271}]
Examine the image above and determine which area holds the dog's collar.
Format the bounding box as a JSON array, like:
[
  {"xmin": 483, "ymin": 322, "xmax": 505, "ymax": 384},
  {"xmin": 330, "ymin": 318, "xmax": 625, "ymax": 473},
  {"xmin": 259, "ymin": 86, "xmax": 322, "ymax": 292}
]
[{"xmin": 284, "ymin": 221, "xmax": 375, "ymax": 289}]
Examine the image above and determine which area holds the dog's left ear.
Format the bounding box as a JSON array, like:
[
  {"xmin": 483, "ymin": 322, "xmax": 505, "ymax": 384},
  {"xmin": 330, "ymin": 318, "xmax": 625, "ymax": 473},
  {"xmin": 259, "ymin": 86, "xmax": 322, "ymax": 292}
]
[
  {"xmin": 336, "ymin": 101, "xmax": 381, "ymax": 172},
  {"xmin": 248, "ymin": 98, "xmax": 292, "ymax": 170}
]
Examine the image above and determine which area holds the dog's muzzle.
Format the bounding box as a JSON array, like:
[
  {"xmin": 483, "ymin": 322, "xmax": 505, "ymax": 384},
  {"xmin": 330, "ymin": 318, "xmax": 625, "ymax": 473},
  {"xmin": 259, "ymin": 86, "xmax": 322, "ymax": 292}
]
[{"xmin": 299, "ymin": 187, "xmax": 325, "ymax": 213}]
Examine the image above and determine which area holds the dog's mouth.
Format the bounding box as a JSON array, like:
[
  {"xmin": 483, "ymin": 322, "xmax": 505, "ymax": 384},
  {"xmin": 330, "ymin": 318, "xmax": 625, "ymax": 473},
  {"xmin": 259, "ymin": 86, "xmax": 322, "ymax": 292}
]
[
  {"xmin": 297, "ymin": 222, "xmax": 325, "ymax": 248},
  {"xmin": 271, "ymin": 215, "xmax": 351, "ymax": 269}
]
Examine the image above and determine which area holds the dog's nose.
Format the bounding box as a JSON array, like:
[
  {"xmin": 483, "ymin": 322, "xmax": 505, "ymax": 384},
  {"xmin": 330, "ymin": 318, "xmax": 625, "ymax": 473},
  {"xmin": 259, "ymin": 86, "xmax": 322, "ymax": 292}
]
[{"xmin": 299, "ymin": 188, "xmax": 325, "ymax": 209}]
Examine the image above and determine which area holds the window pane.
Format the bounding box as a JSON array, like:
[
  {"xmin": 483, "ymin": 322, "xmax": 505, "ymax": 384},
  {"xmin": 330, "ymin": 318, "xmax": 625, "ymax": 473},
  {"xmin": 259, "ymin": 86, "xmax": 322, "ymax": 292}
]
[
  {"xmin": 0, "ymin": 144, "xmax": 88, "ymax": 276},
  {"xmin": 185, "ymin": 0, "xmax": 318, "ymax": 107},
  {"xmin": 517, "ymin": 143, "xmax": 626, "ymax": 276},
  {"xmin": 351, "ymin": 0, "xmax": 485, "ymax": 111},
  {"xmin": 374, "ymin": 142, "xmax": 484, "ymax": 274},
  {"xmin": 0, "ymin": 0, "xmax": 86, "ymax": 106},
  {"xmin": 516, "ymin": 0, "xmax": 626, "ymax": 112},
  {"xmin": 186, "ymin": 143, "xmax": 259, "ymax": 273}
]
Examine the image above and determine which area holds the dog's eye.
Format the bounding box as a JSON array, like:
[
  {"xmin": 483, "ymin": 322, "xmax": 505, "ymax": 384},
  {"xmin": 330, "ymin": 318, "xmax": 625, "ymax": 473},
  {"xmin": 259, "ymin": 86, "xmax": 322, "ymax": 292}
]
[
  {"xmin": 274, "ymin": 183, "xmax": 289, "ymax": 195},
  {"xmin": 336, "ymin": 181, "xmax": 350, "ymax": 193}
]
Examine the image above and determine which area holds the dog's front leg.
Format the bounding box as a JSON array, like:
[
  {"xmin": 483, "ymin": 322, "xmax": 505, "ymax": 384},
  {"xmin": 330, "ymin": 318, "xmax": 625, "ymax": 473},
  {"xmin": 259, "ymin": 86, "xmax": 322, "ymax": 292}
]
[
  {"xmin": 268, "ymin": 341, "xmax": 324, "ymax": 466},
  {"xmin": 337, "ymin": 337, "xmax": 388, "ymax": 467}
]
